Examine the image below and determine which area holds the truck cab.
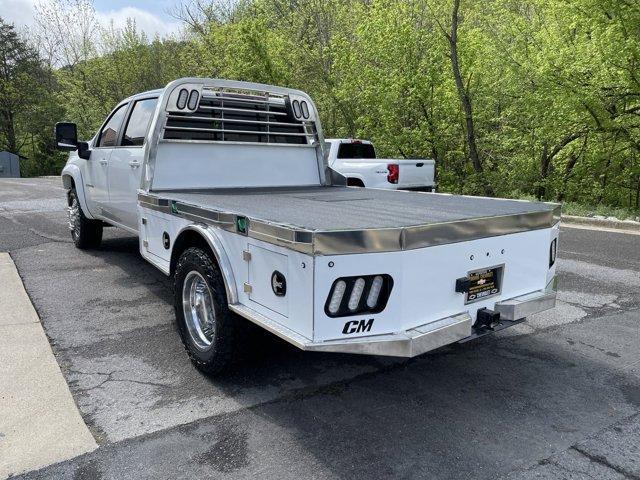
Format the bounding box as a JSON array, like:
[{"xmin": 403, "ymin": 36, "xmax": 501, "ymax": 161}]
[{"xmin": 59, "ymin": 91, "xmax": 161, "ymax": 235}]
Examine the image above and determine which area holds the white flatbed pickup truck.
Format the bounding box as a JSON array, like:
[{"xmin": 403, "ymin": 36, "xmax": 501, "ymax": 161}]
[
  {"xmin": 56, "ymin": 78, "xmax": 559, "ymax": 375},
  {"xmin": 325, "ymin": 138, "xmax": 436, "ymax": 191}
]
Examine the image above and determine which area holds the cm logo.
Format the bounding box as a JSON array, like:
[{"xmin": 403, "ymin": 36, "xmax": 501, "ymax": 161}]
[{"xmin": 342, "ymin": 318, "xmax": 374, "ymax": 335}]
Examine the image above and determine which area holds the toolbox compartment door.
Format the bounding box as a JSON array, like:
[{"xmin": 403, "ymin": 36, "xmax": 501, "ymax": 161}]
[
  {"xmin": 142, "ymin": 212, "xmax": 172, "ymax": 262},
  {"xmin": 248, "ymin": 245, "xmax": 289, "ymax": 317}
]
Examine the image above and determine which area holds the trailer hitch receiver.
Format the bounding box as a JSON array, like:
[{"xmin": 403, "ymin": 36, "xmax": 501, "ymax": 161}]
[{"xmin": 475, "ymin": 308, "xmax": 500, "ymax": 330}]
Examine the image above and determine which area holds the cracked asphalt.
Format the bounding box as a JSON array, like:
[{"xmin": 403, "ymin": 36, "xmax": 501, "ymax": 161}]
[{"xmin": 1, "ymin": 177, "xmax": 639, "ymax": 479}]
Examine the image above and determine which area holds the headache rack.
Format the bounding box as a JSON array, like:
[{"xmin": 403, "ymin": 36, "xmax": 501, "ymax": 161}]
[{"xmin": 163, "ymin": 87, "xmax": 318, "ymax": 145}]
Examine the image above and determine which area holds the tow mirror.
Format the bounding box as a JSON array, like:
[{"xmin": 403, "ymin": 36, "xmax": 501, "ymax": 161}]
[{"xmin": 55, "ymin": 122, "xmax": 79, "ymax": 151}]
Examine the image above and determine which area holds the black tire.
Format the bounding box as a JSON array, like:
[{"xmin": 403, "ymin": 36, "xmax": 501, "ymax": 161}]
[
  {"xmin": 68, "ymin": 188, "xmax": 103, "ymax": 249},
  {"xmin": 174, "ymin": 247, "xmax": 235, "ymax": 375}
]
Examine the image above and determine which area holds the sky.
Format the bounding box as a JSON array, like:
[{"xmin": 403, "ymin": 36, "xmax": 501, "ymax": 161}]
[{"xmin": 0, "ymin": 0, "xmax": 183, "ymax": 38}]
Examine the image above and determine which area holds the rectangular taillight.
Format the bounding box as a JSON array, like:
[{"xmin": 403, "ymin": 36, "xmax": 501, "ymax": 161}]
[{"xmin": 387, "ymin": 164, "xmax": 399, "ymax": 184}]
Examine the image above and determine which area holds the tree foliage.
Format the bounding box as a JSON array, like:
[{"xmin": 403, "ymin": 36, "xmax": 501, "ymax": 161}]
[
  {"xmin": 0, "ymin": 0, "xmax": 638, "ymax": 210},
  {"xmin": 0, "ymin": 18, "xmax": 62, "ymax": 175}
]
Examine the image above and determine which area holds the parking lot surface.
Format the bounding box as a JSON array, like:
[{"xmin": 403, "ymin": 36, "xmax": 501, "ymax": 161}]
[{"xmin": 1, "ymin": 177, "xmax": 639, "ymax": 479}]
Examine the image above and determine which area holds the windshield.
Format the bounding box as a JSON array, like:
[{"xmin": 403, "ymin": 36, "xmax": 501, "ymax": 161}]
[{"xmin": 337, "ymin": 143, "xmax": 376, "ymax": 159}]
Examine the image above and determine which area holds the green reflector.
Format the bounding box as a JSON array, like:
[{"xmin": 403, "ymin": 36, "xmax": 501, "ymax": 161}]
[{"xmin": 236, "ymin": 216, "xmax": 247, "ymax": 233}]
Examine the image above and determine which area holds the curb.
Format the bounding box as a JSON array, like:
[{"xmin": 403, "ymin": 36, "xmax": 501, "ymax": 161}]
[
  {"xmin": 561, "ymin": 214, "xmax": 640, "ymax": 233},
  {"xmin": 0, "ymin": 253, "xmax": 97, "ymax": 478}
]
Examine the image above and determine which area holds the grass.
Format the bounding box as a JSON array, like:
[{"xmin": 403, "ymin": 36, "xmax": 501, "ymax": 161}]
[
  {"xmin": 561, "ymin": 202, "xmax": 639, "ymax": 221},
  {"xmin": 509, "ymin": 192, "xmax": 639, "ymax": 221}
]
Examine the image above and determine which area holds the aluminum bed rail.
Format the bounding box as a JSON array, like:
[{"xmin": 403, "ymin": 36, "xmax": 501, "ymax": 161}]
[{"xmin": 139, "ymin": 187, "xmax": 560, "ymax": 256}]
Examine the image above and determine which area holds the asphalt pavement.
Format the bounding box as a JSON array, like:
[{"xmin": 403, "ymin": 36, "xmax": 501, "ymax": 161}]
[{"xmin": 0, "ymin": 177, "xmax": 638, "ymax": 479}]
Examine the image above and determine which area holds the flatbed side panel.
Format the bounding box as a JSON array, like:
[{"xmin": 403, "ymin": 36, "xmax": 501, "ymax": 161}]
[
  {"xmin": 217, "ymin": 229, "xmax": 315, "ymax": 340},
  {"xmin": 139, "ymin": 202, "xmax": 316, "ymax": 340},
  {"xmin": 312, "ymin": 225, "xmax": 558, "ymax": 342}
]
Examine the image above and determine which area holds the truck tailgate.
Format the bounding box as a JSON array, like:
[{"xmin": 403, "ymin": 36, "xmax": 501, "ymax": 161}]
[{"xmin": 384, "ymin": 159, "xmax": 435, "ymax": 188}]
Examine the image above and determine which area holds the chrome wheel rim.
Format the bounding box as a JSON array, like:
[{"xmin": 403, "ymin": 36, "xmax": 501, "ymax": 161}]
[
  {"xmin": 182, "ymin": 271, "xmax": 216, "ymax": 350},
  {"xmin": 68, "ymin": 195, "xmax": 81, "ymax": 239}
]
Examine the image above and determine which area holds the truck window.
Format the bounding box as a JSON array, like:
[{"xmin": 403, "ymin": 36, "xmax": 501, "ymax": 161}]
[
  {"xmin": 121, "ymin": 98, "xmax": 158, "ymax": 146},
  {"xmin": 337, "ymin": 143, "xmax": 376, "ymax": 159},
  {"xmin": 97, "ymin": 104, "xmax": 128, "ymax": 148}
]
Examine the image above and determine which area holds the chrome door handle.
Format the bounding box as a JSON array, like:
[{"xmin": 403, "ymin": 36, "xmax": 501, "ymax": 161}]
[
  {"xmin": 129, "ymin": 161, "xmax": 140, "ymax": 169},
  {"xmin": 99, "ymin": 159, "xmax": 108, "ymax": 166}
]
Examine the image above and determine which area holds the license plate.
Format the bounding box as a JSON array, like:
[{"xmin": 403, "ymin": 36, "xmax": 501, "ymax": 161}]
[{"xmin": 465, "ymin": 265, "xmax": 504, "ymax": 304}]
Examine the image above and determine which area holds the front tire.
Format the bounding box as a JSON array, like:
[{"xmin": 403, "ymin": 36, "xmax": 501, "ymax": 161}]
[
  {"xmin": 68, "ymin": 189, "xmax": 102, "ymax": 249},
  {"xmin": 174, "ymin": 247, "xmax": 235, "ymax": 375}
]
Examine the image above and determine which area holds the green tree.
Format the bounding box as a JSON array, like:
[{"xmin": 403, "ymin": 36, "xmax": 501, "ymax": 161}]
[
  {"xmin": 0, "ymin": 17, "xmax": 63, "ymax": 174},
  {"xmin": 6, "ymin": 0, "xmax": 638, "ymax": 212}
]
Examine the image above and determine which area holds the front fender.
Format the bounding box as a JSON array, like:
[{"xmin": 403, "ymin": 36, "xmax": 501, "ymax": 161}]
[{"xmin": 61, "ymin": 164, "xmax": 95, "ymax": 219}]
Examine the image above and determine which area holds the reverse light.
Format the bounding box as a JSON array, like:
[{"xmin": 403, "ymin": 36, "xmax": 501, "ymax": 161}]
[
  {"xmin": 549, "ymin": 238, "xmax": 557, "ymax": 267},
  {"xmin": 325, "ymin": 274, "xmax": 394, "ymax": 318},
  {"xmin": 387, "ymin": 164, "xmax": 399, "ymax": 184}
]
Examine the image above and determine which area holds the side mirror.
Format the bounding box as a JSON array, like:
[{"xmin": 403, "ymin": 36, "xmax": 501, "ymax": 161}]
[{"xmin": 55, "ymin": 122, "xmax": 79, "ymax": 151}]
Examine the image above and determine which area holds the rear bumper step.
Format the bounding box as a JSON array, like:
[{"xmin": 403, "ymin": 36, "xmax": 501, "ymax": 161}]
[
  {"xmin": 230, "ymin": 283, "xmax": 557, "ymax": 358},
  {"xmin": 494, "ymin": 289, "xmax": 556, "ymax": 320},
  {"xmin": 306, "ymin": 313, "xmax": 472, "ymax": 357}
]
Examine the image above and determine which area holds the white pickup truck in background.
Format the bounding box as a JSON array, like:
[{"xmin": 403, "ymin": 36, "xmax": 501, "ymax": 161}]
[
  {"xmin": 56, "ymin": 78, "xmax": 558, "ymax": 376},
  {"xmin": 325, "ymin": 138, "xmax": 436, "ymax": 191}
]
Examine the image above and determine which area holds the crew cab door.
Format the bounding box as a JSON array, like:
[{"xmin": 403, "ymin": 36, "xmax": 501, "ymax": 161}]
[
  {"xmin": 86, "ymin": 103, "xmax": 128, "ymax": 217},
  {"xmin": 108, "ymin": 97, "xmax": 158, "ymax": 231}
]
